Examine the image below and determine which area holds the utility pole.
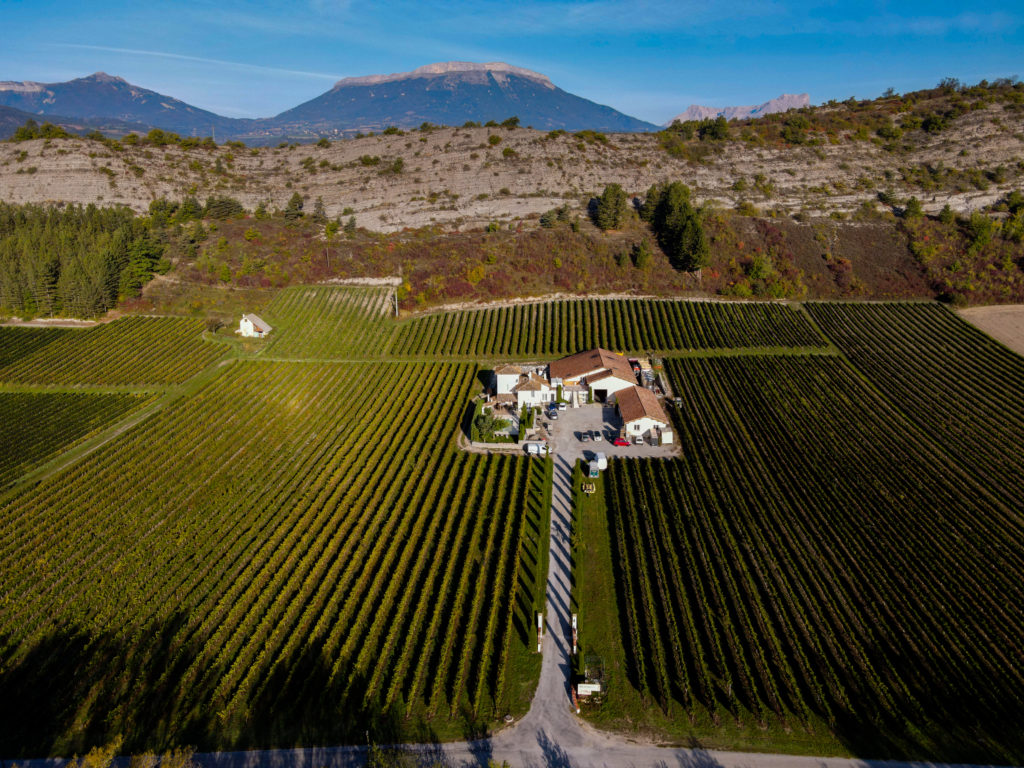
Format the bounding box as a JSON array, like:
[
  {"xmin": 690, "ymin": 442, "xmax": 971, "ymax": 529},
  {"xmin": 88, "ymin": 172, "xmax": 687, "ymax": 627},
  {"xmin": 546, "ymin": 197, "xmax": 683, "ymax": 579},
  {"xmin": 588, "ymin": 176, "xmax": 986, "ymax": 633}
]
[{"xmin": 394, "ymin": 264, "xmax": 402, "ymax": 317}]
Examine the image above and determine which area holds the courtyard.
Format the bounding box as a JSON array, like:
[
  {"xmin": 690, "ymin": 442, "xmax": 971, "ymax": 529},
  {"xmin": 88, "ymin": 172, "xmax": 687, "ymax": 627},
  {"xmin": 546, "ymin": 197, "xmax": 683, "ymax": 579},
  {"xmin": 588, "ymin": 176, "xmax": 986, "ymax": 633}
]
[{"xmin": 542, "ymin": 402, "xmax": 679, "ymax": 465}]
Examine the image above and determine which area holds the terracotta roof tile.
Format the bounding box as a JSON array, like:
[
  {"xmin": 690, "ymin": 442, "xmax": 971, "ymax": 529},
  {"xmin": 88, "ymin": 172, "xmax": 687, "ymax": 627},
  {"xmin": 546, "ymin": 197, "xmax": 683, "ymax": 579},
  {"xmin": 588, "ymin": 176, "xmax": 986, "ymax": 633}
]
[{"xmin": 617, "ymin": 386, "xmax": 669, "ymax": 425}]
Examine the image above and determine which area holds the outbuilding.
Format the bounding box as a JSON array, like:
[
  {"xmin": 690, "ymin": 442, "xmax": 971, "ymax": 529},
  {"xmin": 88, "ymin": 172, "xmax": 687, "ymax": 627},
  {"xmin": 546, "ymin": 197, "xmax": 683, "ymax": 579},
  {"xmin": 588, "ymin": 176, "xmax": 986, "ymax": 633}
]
[
  {"xmin": 238, "ymin": 313, "xmax": 272, "ymax": 338},
  {"xmin": 548, "ymin": 347, "xmax": 637, "ymax": 403},
  {"xmin": 616, "ymin": 385, "xmax": 671, "ymax": 440}
]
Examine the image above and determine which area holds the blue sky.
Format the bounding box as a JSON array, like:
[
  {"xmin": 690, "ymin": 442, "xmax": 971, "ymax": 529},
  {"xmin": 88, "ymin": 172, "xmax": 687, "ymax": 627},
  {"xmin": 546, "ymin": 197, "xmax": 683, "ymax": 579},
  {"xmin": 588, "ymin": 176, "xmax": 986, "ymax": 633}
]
[{"xmin": 1, "ymin": 0, "xmax": 1022, "ymax": 124}]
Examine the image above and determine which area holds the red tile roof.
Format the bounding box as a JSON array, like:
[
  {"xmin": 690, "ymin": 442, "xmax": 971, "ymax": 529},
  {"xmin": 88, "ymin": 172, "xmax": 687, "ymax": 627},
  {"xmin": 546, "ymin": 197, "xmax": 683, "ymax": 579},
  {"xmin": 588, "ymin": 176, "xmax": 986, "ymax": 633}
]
[
  {"xmin": 549, "ymin": 348, "xmax": 633, "ymax": 381},
  {"xmin": 617, "ymin": 386, "xmax": 669, "ymax": 425}
]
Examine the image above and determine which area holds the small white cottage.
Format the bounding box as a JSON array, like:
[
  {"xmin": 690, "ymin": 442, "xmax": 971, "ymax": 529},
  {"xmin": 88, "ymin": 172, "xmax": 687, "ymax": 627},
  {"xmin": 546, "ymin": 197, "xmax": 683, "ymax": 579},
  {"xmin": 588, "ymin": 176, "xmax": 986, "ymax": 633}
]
[{"xmin": 238, "ymin": 313, "xmax": 272, "ymax": 338}]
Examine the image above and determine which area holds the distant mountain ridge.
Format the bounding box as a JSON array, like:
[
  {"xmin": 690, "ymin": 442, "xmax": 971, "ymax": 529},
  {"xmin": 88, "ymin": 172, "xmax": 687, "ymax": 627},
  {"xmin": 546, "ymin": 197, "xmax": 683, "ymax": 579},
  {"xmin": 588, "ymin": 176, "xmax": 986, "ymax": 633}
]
[
  {"xmin": 270, "ymin": 61, "xmax": 657, "ymax": 135},
  {"xmin": 0, "ymin": 63, "xmax": 658, "ymax": 141},
  {"xmin": 335, "ymin": 61, "xmax": 555, "ymax": 89},
  {"xmin": 666, "ymin": 93, "xmax": 810, "ymax": 125},
  {"xmin": 0, "ymin": 72, "xmax": 245, "ymax": 136}
]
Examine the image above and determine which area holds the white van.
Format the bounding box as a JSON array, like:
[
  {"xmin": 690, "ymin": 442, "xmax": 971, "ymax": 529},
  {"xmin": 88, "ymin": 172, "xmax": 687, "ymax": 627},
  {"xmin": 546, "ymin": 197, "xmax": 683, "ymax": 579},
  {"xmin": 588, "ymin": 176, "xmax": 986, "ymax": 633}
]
[{"xmin": 594, "ymin": 452, "xmax": 608, "ymax": 471}]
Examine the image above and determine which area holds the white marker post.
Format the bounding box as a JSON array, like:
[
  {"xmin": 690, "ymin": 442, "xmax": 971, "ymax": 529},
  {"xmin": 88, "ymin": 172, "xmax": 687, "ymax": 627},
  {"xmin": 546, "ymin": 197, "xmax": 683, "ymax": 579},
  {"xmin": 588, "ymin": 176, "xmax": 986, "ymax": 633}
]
[
  {"xmin": 537, "ymin": 612, "xmax": 544, "ymax": 653},
  {"xmin": 572, "ymin": 613, "xmax": 578, "ymax": 655}
]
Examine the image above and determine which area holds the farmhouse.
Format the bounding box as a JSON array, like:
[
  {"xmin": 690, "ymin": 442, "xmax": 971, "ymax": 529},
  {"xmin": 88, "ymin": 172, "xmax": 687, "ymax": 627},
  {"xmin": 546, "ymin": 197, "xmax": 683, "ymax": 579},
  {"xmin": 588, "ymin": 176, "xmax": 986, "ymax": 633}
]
[
  {"xmin": 492, "ymin": 364, "xmax": 555, "ymax": 408},
  {"xmin": 617, "ymin": 385, "xmax": 673, "ymax": 443},
  {"xmin": 238, "ymin": 313, "xmax": 272, "ymax": 338},
  {"xmin": 548, "ymin": 347, "xmax": 636, "ymax": 404}
]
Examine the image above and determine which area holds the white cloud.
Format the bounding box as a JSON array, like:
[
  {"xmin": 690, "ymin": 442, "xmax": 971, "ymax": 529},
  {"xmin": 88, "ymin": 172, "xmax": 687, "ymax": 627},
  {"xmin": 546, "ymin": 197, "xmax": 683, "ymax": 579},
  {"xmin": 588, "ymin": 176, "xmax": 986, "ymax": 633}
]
[{"xmin": 53, "ymin": 44, "xmax": 341, "ymax": 80}]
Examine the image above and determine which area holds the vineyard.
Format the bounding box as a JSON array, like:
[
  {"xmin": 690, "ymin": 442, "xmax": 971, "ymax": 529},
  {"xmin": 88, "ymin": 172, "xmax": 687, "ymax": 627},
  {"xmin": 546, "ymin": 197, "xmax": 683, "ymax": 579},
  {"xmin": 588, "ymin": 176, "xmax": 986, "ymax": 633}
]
[
  {"xmin": 3, "ymin": 290, "xmax": 1024, "ymax": 762},
  {"xmin": 0, "ymin": 317, "xmax": 224, "ymax": 386},
  {"xmin": 0, "ymin": 360, "xmax": 550, "ymax": 756},
  {"xmin": 0, "ymin": 326, "xmax": 68, "ymax": 369},
  {"xmin": 261, "ymin": 286, "xmax": 395, "ymax": 359},
  {"xmin": 390, "ymin": 298, "xmax": 825, "ymax": 358},
  {"xmin": 0, "ymin": 392, "xmax": 148, "ymax": 487},
  {"xmin": 807, "ymin": 301, "xmax": 1024, "ymax": 505},
  {"xmin": 580, "ymin": 354, "xmax": 1024, "ymax": 762}
]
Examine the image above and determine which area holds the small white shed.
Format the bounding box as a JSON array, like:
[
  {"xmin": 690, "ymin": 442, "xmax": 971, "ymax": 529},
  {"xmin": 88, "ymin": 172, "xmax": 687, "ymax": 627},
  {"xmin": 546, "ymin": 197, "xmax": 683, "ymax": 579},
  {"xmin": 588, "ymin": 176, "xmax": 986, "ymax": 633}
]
[{"xmin": 239, "ymin": 313, "xmax": 272, "ymax": 338}]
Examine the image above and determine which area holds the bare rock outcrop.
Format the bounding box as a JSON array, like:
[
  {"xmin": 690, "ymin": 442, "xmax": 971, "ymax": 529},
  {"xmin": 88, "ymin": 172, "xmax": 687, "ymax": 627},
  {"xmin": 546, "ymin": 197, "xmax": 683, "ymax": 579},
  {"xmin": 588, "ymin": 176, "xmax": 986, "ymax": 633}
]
[{"xmin": 0, "ymin": 105, "xmax": 1021, "ymax": 232}]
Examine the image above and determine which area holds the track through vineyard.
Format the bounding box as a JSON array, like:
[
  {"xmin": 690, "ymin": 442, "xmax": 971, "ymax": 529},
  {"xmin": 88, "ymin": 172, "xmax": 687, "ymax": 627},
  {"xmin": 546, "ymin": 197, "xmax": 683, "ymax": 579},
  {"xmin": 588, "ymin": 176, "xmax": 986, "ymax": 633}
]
[{"xmin": 0, "ymin": 392, "xmax": 149, "ymax": 488}]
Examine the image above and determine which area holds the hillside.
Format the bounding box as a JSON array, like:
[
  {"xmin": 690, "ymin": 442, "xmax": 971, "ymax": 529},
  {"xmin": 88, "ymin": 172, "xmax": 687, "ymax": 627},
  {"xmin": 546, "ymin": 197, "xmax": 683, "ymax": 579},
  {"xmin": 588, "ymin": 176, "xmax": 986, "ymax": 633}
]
[
  {"xmin": 0, "ymin": 72, "xmax": 247, "ymax": 137},
  {"xmin": 265, "ymin": 62, "xmax": 657, "ymax": 138},
  {"xmin": 1, "ymin": 80, "xmax": 1022, "ymax": 233},
  {"xmin": 0, "ymin": 63, "xmax": 656, "ymax": 142}
]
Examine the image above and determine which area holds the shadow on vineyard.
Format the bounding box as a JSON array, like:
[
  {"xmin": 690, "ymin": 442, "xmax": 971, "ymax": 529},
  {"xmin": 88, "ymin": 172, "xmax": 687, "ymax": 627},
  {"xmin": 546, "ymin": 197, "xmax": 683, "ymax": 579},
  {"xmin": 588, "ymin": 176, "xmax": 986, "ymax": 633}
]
[{"xmin": 0, "ymin": 615, "xmax": 435, "ymax": 757}]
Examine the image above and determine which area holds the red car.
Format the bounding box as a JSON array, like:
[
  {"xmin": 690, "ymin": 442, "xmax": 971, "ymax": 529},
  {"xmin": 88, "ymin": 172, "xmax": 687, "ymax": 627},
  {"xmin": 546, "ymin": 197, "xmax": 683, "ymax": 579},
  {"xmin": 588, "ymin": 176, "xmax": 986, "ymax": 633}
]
[{"xmin": 612, "ymin": 437, "xmax": 630, "ymax": 447}]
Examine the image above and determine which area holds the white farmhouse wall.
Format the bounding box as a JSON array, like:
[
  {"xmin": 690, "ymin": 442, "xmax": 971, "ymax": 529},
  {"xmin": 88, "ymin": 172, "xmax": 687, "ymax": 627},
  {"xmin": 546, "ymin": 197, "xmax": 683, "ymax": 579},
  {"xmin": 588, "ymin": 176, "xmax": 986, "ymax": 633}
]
[
  {"xmin": 239, "ymin": 317, "xmax": 259, "ymax": 338},
  {"xmin": 600, "ymin": 376, "xmax": 636, "ymax": 398},
  {"xmin": 495, "ymin": 373, "xmax": 520, "ymax": 395},
  {"xmin": 517, "ymin": 388, "xmax": 554, "ymax": 408},
  {"xmin": 625, "ymin": 416, "xmax": 668, "ymax": 435}
]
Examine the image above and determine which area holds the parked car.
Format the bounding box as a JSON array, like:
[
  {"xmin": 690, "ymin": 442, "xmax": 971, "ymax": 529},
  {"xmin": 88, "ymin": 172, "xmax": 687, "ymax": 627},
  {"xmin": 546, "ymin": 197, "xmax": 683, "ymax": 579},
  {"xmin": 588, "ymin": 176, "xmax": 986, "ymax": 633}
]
[
  {"xmin": 612, "ymin": 437, "xmax": 630, "ymax": 447},
  {"xmin": 580, "ymin": 432, "xmax": 591, "ymax": 442},
  {"xmin": 633, "ymin": 434, "xmax": 644, "ymax": 445},
  {"xmin": 548, "ymin": 410, "xmax": 558, "ymax": 420},
  {"xmin": 592, "ymin": 430, "xmax": 603, "ymax": 442},
  {"xmin": 557, "ymin": 402, "xmax": 568, "ymax": 411},
  {"xmin": 594, "ymin": 452, "xmax": 608, "ymax": 470}
]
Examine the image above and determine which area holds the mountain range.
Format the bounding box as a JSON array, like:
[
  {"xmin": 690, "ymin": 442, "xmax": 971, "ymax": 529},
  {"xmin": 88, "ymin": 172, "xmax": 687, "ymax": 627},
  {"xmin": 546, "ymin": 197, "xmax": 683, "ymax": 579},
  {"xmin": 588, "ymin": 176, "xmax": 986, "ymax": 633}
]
[
  {"xmin": 0, "ymin": 63, "xmax": 659, "ymax": 142},
  {"xmin": 665, "ymin": 93, "xmax": 810, "ymax": 125}
]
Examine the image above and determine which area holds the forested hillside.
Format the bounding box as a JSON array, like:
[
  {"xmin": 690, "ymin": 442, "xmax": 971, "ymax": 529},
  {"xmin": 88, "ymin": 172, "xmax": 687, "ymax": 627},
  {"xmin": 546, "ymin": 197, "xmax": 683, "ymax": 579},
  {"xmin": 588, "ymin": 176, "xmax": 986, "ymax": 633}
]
[{"xmin": 0, "ymin": 203, "xmax": 167, "ymax": 318}]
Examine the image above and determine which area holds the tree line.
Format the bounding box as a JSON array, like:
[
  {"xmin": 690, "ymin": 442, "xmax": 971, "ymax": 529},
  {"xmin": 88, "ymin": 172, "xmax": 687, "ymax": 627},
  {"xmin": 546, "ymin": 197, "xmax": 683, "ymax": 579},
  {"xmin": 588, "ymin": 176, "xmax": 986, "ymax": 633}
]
[
  {"xmin": 589, "ymin": 181, "xmax": 709, "ymax": 272},
  {"xmin": 0, "ymin": 203, "xmax": 167, "ymax": 319}
]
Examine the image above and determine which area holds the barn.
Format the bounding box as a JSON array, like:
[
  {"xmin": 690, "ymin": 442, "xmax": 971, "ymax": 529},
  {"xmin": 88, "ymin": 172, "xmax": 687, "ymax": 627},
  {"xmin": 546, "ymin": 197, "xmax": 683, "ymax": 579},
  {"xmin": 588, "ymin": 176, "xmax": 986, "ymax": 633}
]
[
  {"xmin": 238, "ymin": 313, "xmax": 272, "ymax": 338},
  {"xmin": 548, "ymin": 347, "xmax": 636, "ymax": 403},
  {"xmin": 617, "ymin": 385, "xmax": 672, "ymax": 442}
]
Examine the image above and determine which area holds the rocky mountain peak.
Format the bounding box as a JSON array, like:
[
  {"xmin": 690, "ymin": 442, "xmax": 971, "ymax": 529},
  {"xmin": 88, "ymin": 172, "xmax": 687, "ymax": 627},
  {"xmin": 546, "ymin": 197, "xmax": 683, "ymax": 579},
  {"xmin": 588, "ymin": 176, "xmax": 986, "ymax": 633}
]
[
  {"xmin": 666, "ymin": 93, "xmax": 810, "ymax": 125},
  {"xmin": 333, "ymin": 61, "xmax": 554, "ymax": 90},
  {"xmin": 83, "ymin": 72, "xmax": 128, "ymax": 84}
]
